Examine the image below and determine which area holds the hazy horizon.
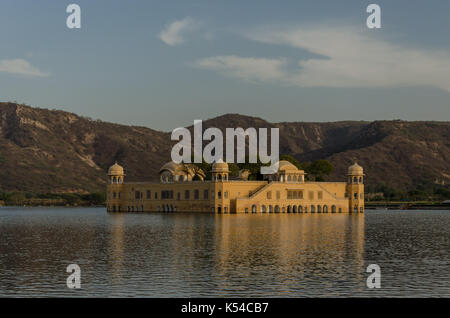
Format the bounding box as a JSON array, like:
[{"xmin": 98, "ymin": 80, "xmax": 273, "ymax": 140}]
[{"xmin": 3, "ymin": 100, "xmax": 449, "ymax": 133}]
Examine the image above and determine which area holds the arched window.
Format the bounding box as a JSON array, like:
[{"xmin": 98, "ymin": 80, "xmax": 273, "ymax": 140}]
[
  {"xmin": 310, "ymin": 205, "xmax": 316, "ymax": 213},
  {"xmin": 269, "ymin": 205, "xmax": 273, "ymax": 213},
  {"xmin": 275, "ymin": 205, "xmax": 280, "ymax": 213},
  {"xmin": 245, "ymin": 207, "xmax": 249, "ymax": 213},
  {"xmin": 323, "ymin": 205, "xmax": 328, "ymax": 213},
  {"xmin": 288, "ymin": 175, "xmax": 291, "ymax": 182},
  {"xmin": 304, "ymin": 206, "xmax": 308, "ymax": 213},
  {"xmin": 331, "ymin": 205, "xmax": 336, "ymax": 213},
  {"xmin": 293, "ymin": 205, "xmax": 297, "ymax": 213},
  {"xmin": 298, "ymin": 205, "xmax": 303, "ymax": 213},
  {"xmin": 218, "ymin": 206, "xmax": 222, "ymax": 213},
  {"xmin": 261, "ymin": 205, "xmax": 266, "ymax": 213},
  {"xmin": 359, "ymin": 177, "xmax": 362, "ymax": 183},
  {"xmin": 317, "ymin": 205, "xmax": 322, "ymax": 213},
  {"xmin": 354, "ymin": 206, "xmax": 358, "ymax": 213},
  {"xmin": 353, "ymin": 176, "xmax": 358, "ymax": 183},
  {"xmin": 287, "ymin": 205, "xmax": 291, "ymax": 213},
  {"xmin": 338, "ymin": 208, "xmax": 342, "ymax": 213},
  {"xmin": 252, "ymin": 205, "xmax": 257, "ymax": 213},
  {"xmin": 293, "ymin": 175, "xmax": 297, "ymax": 182},
  {"xmin": 282, "ymin": 207, "xmax": 285, "ymax": 213}
]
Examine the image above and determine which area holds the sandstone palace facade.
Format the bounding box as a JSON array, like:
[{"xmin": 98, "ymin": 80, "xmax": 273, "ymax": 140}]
[{"xmin": 106, "ymin": 160, "xmax": 364, "ymax": 214}]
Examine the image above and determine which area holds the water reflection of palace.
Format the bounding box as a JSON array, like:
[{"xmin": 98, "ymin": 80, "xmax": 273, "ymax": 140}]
[
  {"xmin": 213, "ymin": 215, "xmax": 365, "ymax": 293},
  {"xmin": 107, "ymin": 160, "xmax": 365, "ymax": 214}
]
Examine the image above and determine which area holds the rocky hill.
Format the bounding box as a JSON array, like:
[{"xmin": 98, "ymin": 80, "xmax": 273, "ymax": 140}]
[{"xmin": 0, "ymin": 102, "xmax": 449, "ymax": 193}]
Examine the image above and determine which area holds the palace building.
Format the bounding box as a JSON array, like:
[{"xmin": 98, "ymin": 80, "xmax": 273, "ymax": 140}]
[{"xmin": 106, "ymin": 160, "xmax": 364, "ymax": 214}]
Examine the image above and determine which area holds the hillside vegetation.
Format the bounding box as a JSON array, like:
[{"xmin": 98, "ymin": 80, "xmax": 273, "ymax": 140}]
[{"xmin": 0, "ymin": 102, "xmax": 449, "ymax": 202}]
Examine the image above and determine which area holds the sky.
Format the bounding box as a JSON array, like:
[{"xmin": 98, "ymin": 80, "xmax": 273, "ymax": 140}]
[{"xmin": 0, "ymin": 0, "xmax": 449, "ymax": 131}]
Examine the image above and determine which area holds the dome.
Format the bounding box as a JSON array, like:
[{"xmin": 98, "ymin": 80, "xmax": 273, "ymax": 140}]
[
  {"xmin": 159, "ymin": 161, "xmax": 182, "ymax": 174},
  {"xmin": 159, "ymin": 161, "xmax": 206, "ymax": 181},
  {"xmin": 278, "ymin": 160, "xmax": 299, "ymax": 172},
  {"xmin": 348, "ymin": 162, "xmax": 364, "ymax": 175},
  {"xmin": 212, "ymin": 159, "xmax": 229, "ymax": 172},
  {"xmin": 108, "ymin": 162, "xmax": 124, "ymax": 175}
]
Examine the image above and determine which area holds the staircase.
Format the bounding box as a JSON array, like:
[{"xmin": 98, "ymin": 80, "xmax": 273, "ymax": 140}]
[{"xmin": 248, "ymin": 182, "xmax": 273, "ymax": 199}]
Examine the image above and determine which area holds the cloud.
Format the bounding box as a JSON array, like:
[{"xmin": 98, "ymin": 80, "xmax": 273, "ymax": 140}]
[
  {"xmin": 194, "ymin": 25, "xmax": 450, "ymax": 92},
  {"xmin": 0, "ymin": 58, "xmax": 50, "ymax": 77},
  {"xmin": 159, "ymin": 17, "xmax": 198, "ymax": 46},
  {"xmin": 193, "ymin": 55, "xmax": 287, "ymax": 83}
]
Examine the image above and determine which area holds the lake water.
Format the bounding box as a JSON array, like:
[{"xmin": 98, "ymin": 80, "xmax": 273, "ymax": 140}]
[{"xmin": 0, "ymin": 207, "xmax": 449, "ymax": 297}]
